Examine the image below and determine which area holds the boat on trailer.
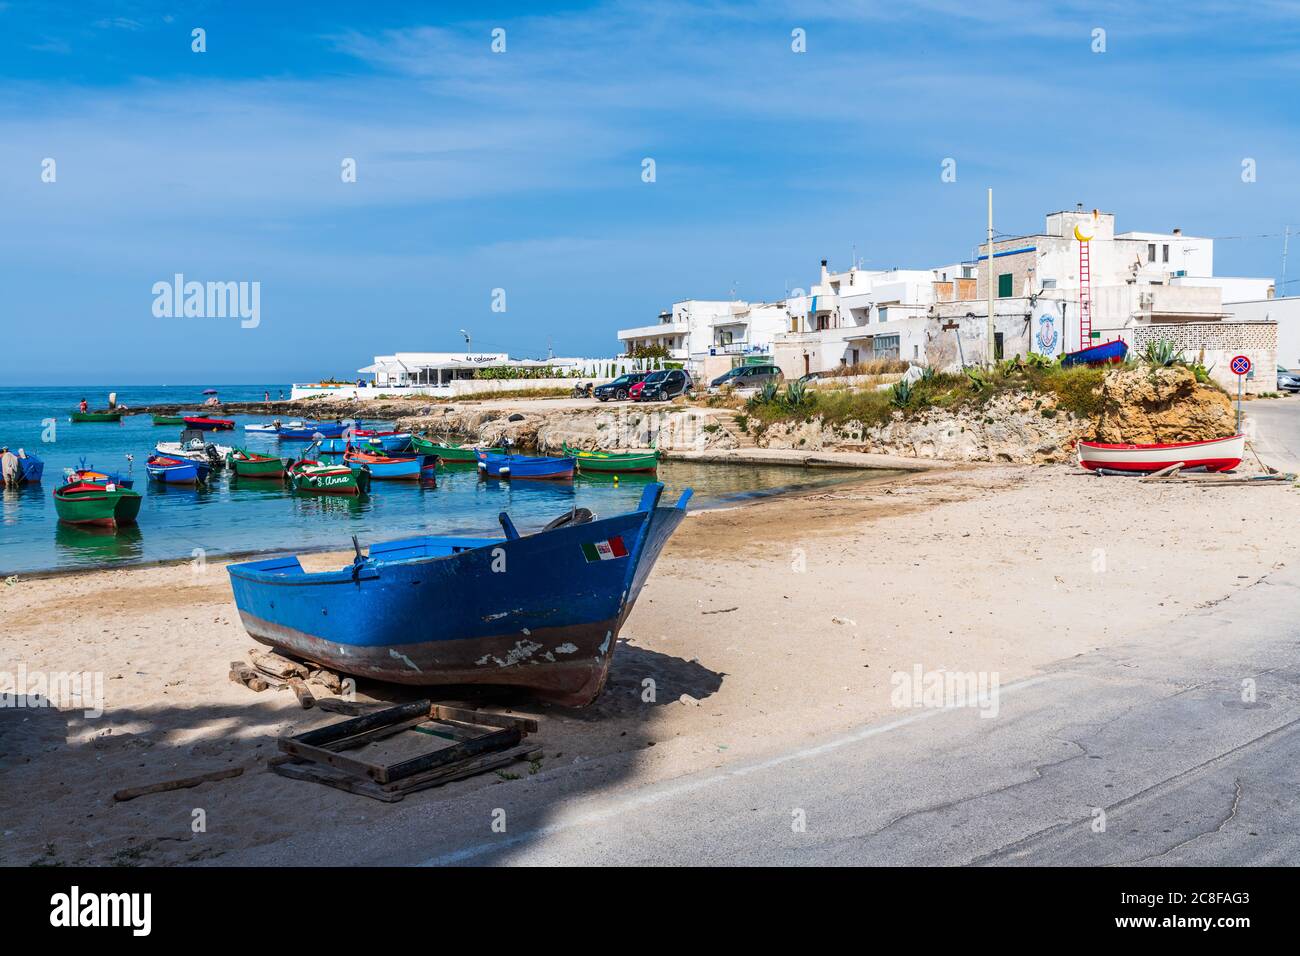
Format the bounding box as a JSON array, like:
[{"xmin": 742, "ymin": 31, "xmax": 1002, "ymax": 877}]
[
  {"xmin": 1077, "ymin": 433, "xmax": 1245, "ymax": 472},
  {"xmin": 226, "ymin": 483, "xmax": 691, "ymax": 705}
]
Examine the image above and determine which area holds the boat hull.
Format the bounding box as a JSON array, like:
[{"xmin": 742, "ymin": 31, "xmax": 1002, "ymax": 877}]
[
  {"xmin": 410, "ymin": 438, "xmax": 502, "ymax": 462},
  {"xmin": 16, "ymin": 456, "xmax": 44, "ymax": 484},
  {"xmin": 70, "ymin": 411, "xmax": 123, "ymax": 423},
  {"xmin": 1077, "ymin": 434, "xmax": 1245, "ymax": 472},
  {"xmin": 183, "ymin": 417, "xmax": 235, "ymax": 431},
  {"xmin": 564, "ymin": 445, "xmax": 660, "ymax": 473},
  {"xmin": 288, "ymin": 462, "xmax": 370, "ymax": 495},
  {"xmin": 147, "ymin": 456, "xmax": 205, "ymax": 485},
  {"xmin": 1062, "ymin": 338, "xmax": 1128, "ymax": 368},
  {"xmin": 279, "ymin": 423, "xmax": 348, "ymax": 440},
  {"xmin": 228, "ymin": 449, "xmax": 286, "ymax": 479},
  {"xmin": 53, "ymin": 484, "xmax": 143, "ymax": 527},
  {"xmin": 477, "ymin": 452, "xmax": 575, "ymax": 480},
  {"xmin": 152, "ymin": 415, "xmax": 186, "ymax": 426},
  {"xmin": 228, "ymin": 485, "xmax": 690, "ymax": 705}
]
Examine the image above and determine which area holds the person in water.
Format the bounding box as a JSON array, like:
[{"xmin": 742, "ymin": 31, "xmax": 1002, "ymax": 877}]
[{"xmin": 0, "ymin": 446, "xmax": 18, "ymax": 487}]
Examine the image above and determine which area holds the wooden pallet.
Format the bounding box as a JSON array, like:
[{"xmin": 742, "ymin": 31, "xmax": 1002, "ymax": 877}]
[{"xmin": 271, "ymin": 699, "xmax": 540, "ymax": 802}]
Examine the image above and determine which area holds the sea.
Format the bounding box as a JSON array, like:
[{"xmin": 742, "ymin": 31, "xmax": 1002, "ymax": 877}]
[{"xmin": 0, "ymin": 384, "xmax": 861, "ymax": 575}]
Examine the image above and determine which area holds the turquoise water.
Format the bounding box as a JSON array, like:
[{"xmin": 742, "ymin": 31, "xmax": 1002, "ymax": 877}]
[{"xmin": 1, "ymin": 385, "xmax": 852, "ymax": 575}]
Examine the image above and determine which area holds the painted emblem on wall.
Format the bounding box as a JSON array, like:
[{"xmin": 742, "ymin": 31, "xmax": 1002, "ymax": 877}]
[{"xmin": 1035, "ymin": 314, "xmax": 1058, "ymax": 354}]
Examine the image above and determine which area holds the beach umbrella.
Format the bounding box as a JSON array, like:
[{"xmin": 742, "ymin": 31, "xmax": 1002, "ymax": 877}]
[{"xmin": 202, "ymin": 389, "xmax": 219, "ymax": 395}]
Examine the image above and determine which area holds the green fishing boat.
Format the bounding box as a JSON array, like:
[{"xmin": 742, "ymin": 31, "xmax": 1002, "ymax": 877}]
[
  {"xmin": 53, "ymin": 481, "xmax": 143, "ymax": 527},
  {"xmin": 288, "ymin": 460, "xmax": 371, "ymax": 495},
  {"xmin": 70, "ymin": 410, "xmax": 124, "ymax": 423},
  {"xmin": 228, "ymin": 447, "xmax": 287, "ymax": 479},
  {"xmin": 562, "ymin": 444, "xmax": 660, "ymax": 473},
  {"xmin": 152, "ymin": 414, "xmax": 186, "ymax": 426},
  {"xmin": 409, "ymin": 436, "xmax": 504, "ymax": 462}
]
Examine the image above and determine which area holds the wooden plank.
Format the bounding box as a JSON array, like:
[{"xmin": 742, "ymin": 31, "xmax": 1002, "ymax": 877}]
[
  {"xmin": 113, "ymin": 766, "xmax": 244, "ymax": 802},
  {"xmin": 384, "ymin": 745, "xmax": 542, "ymax": 795},
  {"xmin": 1145, "ymin": 461, "xmax": 1185, "ymax": 480},
  {"xmin": 228, "ymin": 663, "xmax": 269, "ymax": 692},
  {"xmin": 287, "ymin": 677, "xmax": 316, "ymax": 709},
  {"xmin": 291, "ymin": 699, "xmax": 431, "ymax": 747},
  {"xmin": 328, "ymin": 714, "xmax": 431, "ymax": 751},
  {"xmin": 279, "ymin": 738, "xmax": 391, "ymax": 781},
  {"xmin": 382, "ymin": 725, "xmax": 521, "ymax": 784},
  {"xmin": 272, "ymin": 762, "xmax": 404, "ymax": 802},
  {"xmin": 249, "ymin": 648, "xmax": 310, "ymax": 680},
  {"xmin": 430, "ymin": 705, "xmax": 539, "ymax": 734}
]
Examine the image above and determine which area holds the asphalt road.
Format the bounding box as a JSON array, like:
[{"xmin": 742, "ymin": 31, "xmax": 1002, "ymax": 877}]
[
  {"xmin": 223, "ymin": 560, "xmax": 1300, "ymax": 867},
  {"xmin": 1246, "ymin": 395, "xmax": 1300, "ymax": 471}
]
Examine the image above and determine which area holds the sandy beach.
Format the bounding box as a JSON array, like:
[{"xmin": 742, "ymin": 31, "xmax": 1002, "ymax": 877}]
[{"xmin": 2, "ymin": 461, "xmax": 1297, "ymax": 866}]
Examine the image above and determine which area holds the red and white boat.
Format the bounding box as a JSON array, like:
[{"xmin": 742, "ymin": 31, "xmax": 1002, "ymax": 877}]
[{"xmin": 1076, "ymin": 434, "xmax": 1245, "ymax": 472}]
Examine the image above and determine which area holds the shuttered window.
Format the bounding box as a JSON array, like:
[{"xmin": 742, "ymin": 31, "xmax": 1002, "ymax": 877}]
[{"xmin": 997, "ymin": 273, "xmax": 1013, "ymax": 297}]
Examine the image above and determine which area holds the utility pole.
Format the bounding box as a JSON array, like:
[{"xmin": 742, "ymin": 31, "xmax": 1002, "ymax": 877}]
[
  {"xmin": 986, "ymin": 188, "xmax": 996, "ymax": 365},
  {"xmin": 1282, "ymin": 226, "xmax": 1291, "ymax": 298}
]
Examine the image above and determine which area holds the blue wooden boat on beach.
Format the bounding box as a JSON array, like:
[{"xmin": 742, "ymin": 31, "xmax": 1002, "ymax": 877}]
[
  {"xmin": 1062, "ymin": 337, "xmax": 1128, "ymax": 368},
  {"xmin": 146, "ymin": 454, "xmax": 209, "ymax": 485},
  {"xmin": 278, "ymin": 422, "xmax": 349, "ymax": 441},
  {"xmin": 227, "ymin": 483, "xmax": 691, "ymax": 705},
  {"xmin": 476, "ymin": 450, "xmax": 576, "ymax": 480}
]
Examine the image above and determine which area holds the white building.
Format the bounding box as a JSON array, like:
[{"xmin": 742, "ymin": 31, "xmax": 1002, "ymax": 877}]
[
  {"xmin": 772, "ymin": 260, "xmax": 936, "ymax": 378},
  {"xmin": 617, "ymin": 298, "xmax": 791, "ymax": 380}
]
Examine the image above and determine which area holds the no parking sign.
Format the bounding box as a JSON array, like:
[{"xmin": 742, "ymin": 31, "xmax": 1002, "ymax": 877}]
[{"xmin": 1231, "ymin": 354, "xmax": 1251, "ymax": 433}]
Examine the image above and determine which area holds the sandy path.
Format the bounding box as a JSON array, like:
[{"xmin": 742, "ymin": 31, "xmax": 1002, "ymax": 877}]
[{"xmin": 2, "ymin": 464, "xmax": 1296, "ymax": 865}]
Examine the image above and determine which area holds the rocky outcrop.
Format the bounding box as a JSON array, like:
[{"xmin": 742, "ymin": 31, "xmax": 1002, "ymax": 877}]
[
  {"xmin": 1090, "ymin": 366, "xmax": 1235, "ymax": 444},
  {"xmin": 757, "ymin": 391, "xmax": 1091, "ymax": 464}
]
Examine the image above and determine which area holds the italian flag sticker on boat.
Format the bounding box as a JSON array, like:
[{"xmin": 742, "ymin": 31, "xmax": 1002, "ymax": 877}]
[{"xmin": 582, "ymin": 536, "xmax": 628, "ymax": 562}]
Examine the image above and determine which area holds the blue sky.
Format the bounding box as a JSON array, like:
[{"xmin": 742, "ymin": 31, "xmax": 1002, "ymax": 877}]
[{"xmin": 2, "ymin": 0, "xmax": 1299, "ymax": 384}]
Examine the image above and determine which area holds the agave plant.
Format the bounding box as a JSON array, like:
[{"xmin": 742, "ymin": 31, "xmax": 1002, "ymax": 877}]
[
  {"xmin": 783, "ymin": 380, "xmax": 810, "ymax": 408},
  {"xmin": 919, "ymin": 365, "xmax": 937, "ymax": 383},
  {"xmin": 890, "ymin": 378, "xmax": 913, "ymax": 408},
  {"xmin": 758, "ymin": 380, "xmax": 780, "ymax": 404},
  {"xmin": 1141, "ymin": 338, "xmax": 1184, "ymax": 367}
]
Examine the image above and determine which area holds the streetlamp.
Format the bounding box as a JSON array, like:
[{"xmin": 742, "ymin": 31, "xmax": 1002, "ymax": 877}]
[{"xmin": 459, "ymin": 329, "xmax": 471, "ymax": 353}]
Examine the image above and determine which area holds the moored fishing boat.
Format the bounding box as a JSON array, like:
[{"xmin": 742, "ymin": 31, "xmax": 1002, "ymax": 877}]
[
  {"xmin": 476, "ymin": 450, "xmax": 575, "ymax": 480},
  {"xmin": 53, "ymin": 481, "xmax": 143, "ymax": 527},
  {"xmin": 227, "ymin": 447, "xmax": 287, "ymax": 479},
  {"xmin": 562, "ymin": 444, "xmax": 660, "ymax": 474},
  {"xmin": 9, "ymin": 451, "xmax": 45, "ymax": 484},
  {"xmin": 410, "ymin": 436, "xmax": 504, "ymax": 461},
  {"xmin": 278, "ymin": 422, "xmax": 348, "ymax": 441},
  {"xmin": 156, "ymin": 438, "xmax": 232, "ymax": 468},
  {"xmin": 342, "ymin": 447, "xmax": 437, "ymax": 481},
  {"xmin": 287, "ymin": 459, "xmax": 371, "ymax": 495},
  {"xmin": 71, "ymin": 459, "xmax": 134, "ymax": 489},
  {"xmin": 146, "ymin": 454, "xmax": 208, "ymax": 485},
  {"xmin": 183, "ymin": 416, "xmax": 235, "ymax": 431},
  {"xmin": 1077, "ymin": 433, "xmax": 1245, "ymax": 472},
  {"xmin": 70, "ymin": 410, "xmax": 123, "ymax": 423},
  {"xmin": 226, "ymin": 483, "xmax": 691, "ymax": 705},
  {"xmin": 152, "ymin": 415, "xmax": 186, "ymax": 426},
  {"xmin": 1062, "ymin": 337, "xmax": 1128, "ymax": 368}
]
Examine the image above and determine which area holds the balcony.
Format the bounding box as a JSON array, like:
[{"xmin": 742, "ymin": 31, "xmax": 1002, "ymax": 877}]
[{"xmin": 618, "ymin": 321, "xmax": 688, "ymax": 340}]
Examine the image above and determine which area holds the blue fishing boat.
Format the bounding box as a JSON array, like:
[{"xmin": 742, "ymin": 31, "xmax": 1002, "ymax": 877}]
[
  {"xmin": 342, "ymin": 448, "xmax": 437, "ymax": 481},
  {"xmin": 1062, "ymin": 337, "xmax": 1128, "ymax": 368},
  {"xmin": 227, "ymin": 483, "xmax": 691, "ymax": 705},
  {"xmin": 146, "ymin": 454, "xmax": 208, "ymax": 485},
  {"xmin": 11, "ymin": 452, "xmax": 44, "ymax": 484},
  {"xmin": 315, "ymin": 433, "xmax": 412, "ymax": 454},
  {"xmin": 477, "ymin": 450, "xmax": 576, "ymax": 480},
  {"xmin": 278, "ymin": 422, "xmax": 349, "ymax": 441}
]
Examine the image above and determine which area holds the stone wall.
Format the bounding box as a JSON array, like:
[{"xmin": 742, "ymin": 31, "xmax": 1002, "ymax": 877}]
[{"xmin": 1131, "ymin": 321, "xmax": 1277, "ymax": 395}]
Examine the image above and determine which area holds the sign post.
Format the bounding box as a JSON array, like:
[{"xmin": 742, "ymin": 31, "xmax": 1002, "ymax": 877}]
[{"xmin": 1230, "ymin": 354, "xmax": 1252, "ymax": 433}]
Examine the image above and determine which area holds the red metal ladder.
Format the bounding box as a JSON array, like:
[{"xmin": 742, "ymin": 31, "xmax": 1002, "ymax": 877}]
[{"xmin": 1078, "ymin": 240, "xmax": 1092, "ymax": 350}]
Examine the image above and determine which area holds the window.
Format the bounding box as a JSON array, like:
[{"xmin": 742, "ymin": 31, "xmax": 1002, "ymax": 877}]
[
  {"xmin": 1162, "ymin": 244, "xmax": 1169, "ymax": 262},
  {"xmin": 913, "ymin": 344, "xmax": 920, "ymax": 360},
  {"xmin": 873, "ymin": 334, "xmax": 900, "ymax": 359},
  {"xmin": 997, "ymin": 273, "xmax": 1013, "ymax": 298},
  {"xmin": 1148, "ymin": 243, "xmax": 1156, "ymax": 261},
  {"xmin": 994, "ymin": 332, "xmax": 1004, "ymax": 361},
  {"xmin": 878, "ymin": 307, "xmax": 889, "ymax": 323},
  {"xmin": 1042, "ymin": 279, "xmax": 1057, "ymax": 289}
]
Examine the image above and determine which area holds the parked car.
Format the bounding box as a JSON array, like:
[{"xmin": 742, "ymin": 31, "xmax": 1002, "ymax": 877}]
[
  {"xmin": 631, "ymin": 368, "xmax": 692, "ymax": 402},
  {"xmin": 1277, "ymin": 367, "xmax": 1300, "ymax": 392},
  {"xmin": 709, "ymin": 364, "xmax": 784, "ymax": 391},
  {"xmin": 795, "ymin": 370, "xmax": 827, "ymax": 386},
  {"xmin": 593, "ymin": 371, "xmax": 650, "ymax": 402}
]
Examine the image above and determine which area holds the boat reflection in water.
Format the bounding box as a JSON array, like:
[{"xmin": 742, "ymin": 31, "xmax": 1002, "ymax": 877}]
[
  {"xmin": 2, "ymin": 484, "xmax": 48, "ymax": 527},
  {"xmin": 54, "ymin": 522, "xmax": 145, "ymax": 565}
]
